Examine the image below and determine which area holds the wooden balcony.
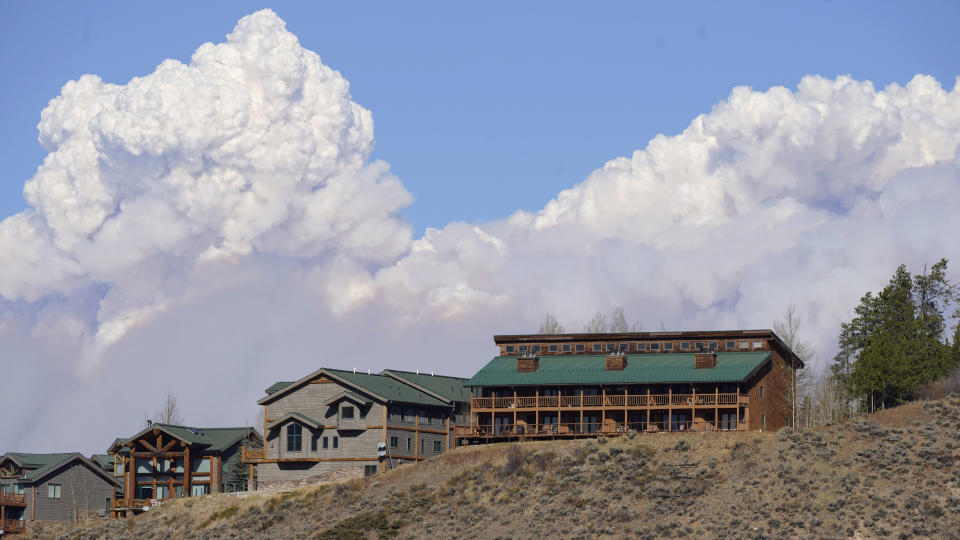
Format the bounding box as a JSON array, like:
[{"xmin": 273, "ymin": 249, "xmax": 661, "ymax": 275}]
[
  {"xmin": 241, "ymin": 446, "xmax": 266, "ymax": 463},
  {"xmin": 0, "ymin": 491, "xmax": 26, "ymax": 505},
  {"xmin": 471, "ymin": 393, "xmax": 747, "ymax": 410},
  {"xmin": 455, "ymin": 419, "xmax": 744, "ymax": 439},
  {"xmin": 112, "ymin": 498, "xmax": 151, "ymax": 509},
  {"xmin": 1, "ymin": 518, "xmax": 26, "ymax": 533}
]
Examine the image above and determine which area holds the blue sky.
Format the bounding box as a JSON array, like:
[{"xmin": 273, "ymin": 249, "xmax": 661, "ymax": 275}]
[{"xmin": 2, "ymin": 1, "xmax": 958, "ymax": 234}]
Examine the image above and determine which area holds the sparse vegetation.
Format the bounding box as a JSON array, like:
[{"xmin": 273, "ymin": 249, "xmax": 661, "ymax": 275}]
[{"xmin": 35, "ymin": 397, "xmax": 960, "ymax": 539}]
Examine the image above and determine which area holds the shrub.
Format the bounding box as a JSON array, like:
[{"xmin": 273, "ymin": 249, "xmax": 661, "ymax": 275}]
[{"xmin": 503, "ymin": 444, "xmax": 524, "ymax": 476}]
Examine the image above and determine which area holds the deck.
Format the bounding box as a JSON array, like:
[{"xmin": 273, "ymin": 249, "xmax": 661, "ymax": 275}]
[
  {"xmin": 0, "ymin": 492, "xmax": 26, "ymax": 506},
  {"xmin": 1, "ymin": 518, "xmax": 26, "ymax": 533},
  {"xmin": 470, "ymin": 393, "xmax": 748, "ymax": 410}
]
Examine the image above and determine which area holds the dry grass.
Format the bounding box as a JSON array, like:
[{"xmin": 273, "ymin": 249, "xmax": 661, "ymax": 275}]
[{"xmin": 30, "ymin": 397, "xmax": 960, "ymax": 539}]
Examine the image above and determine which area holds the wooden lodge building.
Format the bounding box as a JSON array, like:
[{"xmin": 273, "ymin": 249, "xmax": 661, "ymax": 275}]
[
  {"xmin": 107, "ymin": 424, "xmax": 261, "ymax": 516},
  {"xmin": 0, "ymin": 452, "xmax": 119, "ymax": 532},
  {"xmin": 246, "ymin": 368, "xmax": 468, "ymax": 485},
  {"xmin": 455, "ymin": 330, "xmax": 803, "ymax": 443}
]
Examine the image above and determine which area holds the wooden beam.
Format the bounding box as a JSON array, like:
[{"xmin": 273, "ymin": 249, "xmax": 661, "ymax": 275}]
[
  {"xmin": 131, "ymin": 452, "xmax": 184, "ymax": 458},
  {"xmin": 184, "ymin": 446, "xmax": 191, "ymax": 496},
  {"xmin": 139, "ymin": 439, "xmax": 158, "ymax": 453},
  {"xmin": 160, "ymin": 438, "xmax": 179, "ymax": 452},
  {"xmin": 381, "ymin": 425, "xmax": 447, "ymax": 435},
  {"xmin": 382, "ymin": 405, "xmax": 388, "ymax": 473}
]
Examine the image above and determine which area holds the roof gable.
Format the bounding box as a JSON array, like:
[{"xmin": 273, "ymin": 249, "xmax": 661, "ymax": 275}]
[
  {"xmin": 259, "ymin": 368, "xmax": 449, "ymax": 408},
  {"xmin": 465, "ymin": 352, "xmax": 772, "ymax": 387},
  {"xmin": 322, "ymin": 391, "xmax": 374, "ymax": 407},
  {"xmin": 1, "ymin": 453, "xmax": 119, "ymax": 487},
  {"xmin": 267, "ymin": 411, "xmax": 323, "ymax": 431}
]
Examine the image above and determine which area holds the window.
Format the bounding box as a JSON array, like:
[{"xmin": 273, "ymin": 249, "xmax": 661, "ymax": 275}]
[
  {"xmin": 364, "ymin": 465, "xmax": 379, "ymax": 477},
  {"xmin": 287, "ymin": 423, "xmax": 302, "ymax": 452},
  {"xmin": 548, "ymin": 344, "xmax": 558, "ymax": 352},
  {"xmin": 421, "ymin": 439, "xmax": 425, "ymax": 454},
  {"xmin": 156, "ymin": 459, "xmax": 171, "ymax": 473},
  {"xmin": 636, "ymin": 343, "xmax": 647, "ymax": 351},
  {"xmin": 191, "ymin": 458, "xmax": 210, "ymax": 473},
  {"xmin": 505, "ymin": 345, "xmax": 515, "ymax": 353},
  {"xmin": 739, "ymin": 341, "xmax": 749, "ymax": 349},
  {"xmin": 532, "ymin": 345, "xmax": 541, "ymax": 353},
  {"xmin": 681, "ymin": 342, "xmax": 690, "ymax": 350},
  {"xmin": 606, "ymin": 343, "xmax": 615, "ymax": 351},
  {"xmin": 400, "ymin": 408, "xmax": 406, "ymax": 423},
  {"xmin": 323, "ymin": 436, "xmax": 329, "ymax": 449},
  {"xmin": 619, "ymin": 343, "xmax": 629, "ymax": 352},
  {"xmin": 48, "ymin": 483, "xmax": 61, "ymax": 499},
  {"xmin": 753, "ymin": 340, "xmax": 763, "ymax": 349},
  {"xmin": 390, "ymin": 436, "xmax": 398, "ymax": 448},
  {"xmin": 407, "ymin": 438, "xmax": 412, "ymax": 451},
  {"xmin": 342, "ymin": 406, "xmax": 355, "ymax": 419},
  {"xmin": 575, "ymin": 344, "xmax": 585, "ymax": 352},
  {"xmin": 333, "ymin": 436, "xmax": 339, "ymax": 449},
  {"xmin": 592, "ymin": 344, "xmax": 602, "ymax": 352},
  {"xmin": 663, "ymin": 343, "xmax": 673, "ymax": 351},
  {"xmin": 175, "ymin": 485, "xmax": 184, "ymax": 498},
  {"xmin": 519, "ymin": 345, "xmax": 528, "ymax": 353},
  {"xmin": 191, "ymin": 484, "xmax": 210, "ymax": 496},
  {"xmin": 115, "ymin": 461, "xmax": 124, "ymax": 476},
  {"xmin": 725, "ymin": 341, "xmax": 736, "ymax": 349},
  {"xmin": 709, "ymin": 341, "xmax": 718, "ymax": 351},
  {"xmin": 10, "ymin": 484, "xmax": 24, "ymax": 495},
  {"xmin": 649, "ymin": 343, "xmax": 660, "ymax": 350},
  {"xmin": 311, "ymin": 435, "xmax": 318, "ymax": 451},
  {"xmin": 135, "ymin": 485, "xmax": 152, "ymax": 499},
  {"xmin": 694, "ymin": 342, "xmax": 704, "ymax": 351},
  {"xmin": 434, "ymin": 440, "xmax": 442, "ymax": 452},
  {"xmin": 761, "ymin": 414, "xmax": 766, "ymax": 429},
  {"xmin": 562, "ymin": 344, "xmax": 571, "ymax": 352},
  {"xmin": 156, "ymin": 485, "xmax": 169, "ymax": 499},
  {"xmin": 759, "ymin": 386, "xmax": 765, "ymax": 398}
]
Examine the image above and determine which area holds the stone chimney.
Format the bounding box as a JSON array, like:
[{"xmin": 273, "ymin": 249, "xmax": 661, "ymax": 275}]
[
  {"xmin": 517, "ymin": 354, "xmax": 539, "ymax": 372},
  {"xmin": 605, "ymin": 350, "xmax": 627, "ymax": 370},
  {"xmin": 695, "ymin": 352, "xmax": 717, "ymax": 369}
]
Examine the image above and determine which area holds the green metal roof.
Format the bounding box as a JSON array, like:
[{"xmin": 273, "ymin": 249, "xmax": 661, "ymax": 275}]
[
  {"xmin": 382, "ymin": 370, "xmax": 470, "ymax": 404},
  {"xmin": 115, "ymin": 425, "xmax": 258, "ymax": 453},
  {"xmin": 465, "ymin": 352, "xmax": 771, "ymax": 387},
  {"xmin": 1, "ymin": 452, "xmax": 120, "ymax": 486},
  {"xmin": 90, "ymin": 454, "xmax": 114, "ymax": 470},
  {"xmin": 324, "ymin": 369, "xmax": 450, "ymax": 407},
  {"xmin": 265, "ymin": 381, "xmax": 295, "ymax": 395},
  {"xmin": 322, "ymin": 391, "xmax": 374, "ymax": 407}
]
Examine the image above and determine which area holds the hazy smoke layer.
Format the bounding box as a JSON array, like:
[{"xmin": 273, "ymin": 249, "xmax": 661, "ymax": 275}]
[{"xmin": 1, "ymin": 9, "xmax": 958, "ymax": 453}]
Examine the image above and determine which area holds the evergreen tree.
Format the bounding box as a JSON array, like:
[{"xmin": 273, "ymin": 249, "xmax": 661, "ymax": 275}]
[{"xmin": 833, "ymin": 261, "xmax": 959, "ymax": 411}]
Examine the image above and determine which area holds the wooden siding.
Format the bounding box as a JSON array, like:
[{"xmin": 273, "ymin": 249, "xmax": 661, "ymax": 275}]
[
  {"xmin": 30, "ymin": 461, "xmax": 115, "ymax": 522},
  {"xmin": 746, "ymin": 350, "xmax": 793, "ymax": 431}
]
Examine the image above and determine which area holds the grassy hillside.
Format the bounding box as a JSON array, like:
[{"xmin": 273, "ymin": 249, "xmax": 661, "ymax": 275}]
[{"xmin": 35, "ymin": 397, "xmax": 960, "ymax": 539}]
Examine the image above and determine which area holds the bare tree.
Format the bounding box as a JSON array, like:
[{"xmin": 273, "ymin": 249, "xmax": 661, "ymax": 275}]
[
  {"xmin": 537, "ymin": 313, "xmax": 565, "ymax": 334},
  {"xmin": 146, "ymin": 392, "xmax": 183, "ymax": 427},
  {"xmin": 773, "ymin": 305, "xmax": 815, "ymax": 428},
  {"xmin": 609, "ymin": 307, "xmax": 629, "ymax": 333},
  {"xmin": 583, "ymin": 311, "xmax": 608, "ymax": 333}
]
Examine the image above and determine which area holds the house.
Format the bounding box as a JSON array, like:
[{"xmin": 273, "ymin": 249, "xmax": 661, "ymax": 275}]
[
  {"xmin": 247, "ymin": 368, "xmax": 468, "ymax": 486},
  {"xmin": 107, "ymin": 423, "xmax": 261, "ymax": 516},
  {"xmin": 456, "ymin": 330, "xmax": 803, "ymax": 443},
  {"xmin": 0, "ymin": 452, "xmax": 120, "ymax": 532}
]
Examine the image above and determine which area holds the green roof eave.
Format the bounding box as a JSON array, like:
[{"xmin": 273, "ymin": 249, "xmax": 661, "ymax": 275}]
[{"xmin": 464, "ymin": 352, "xmax": 772, "ymax": 387}]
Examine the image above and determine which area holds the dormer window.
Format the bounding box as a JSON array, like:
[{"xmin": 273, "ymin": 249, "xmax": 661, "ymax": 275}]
[
  {"xmin": 680, "ymin": 342, "xmax": 690, "ymax": 351},
  {"xmin": 342, "ymin": 406, "xmax": 355, "ymax": 419},
  {"xmin": 505, "ymin": 345, "xmax": 515, "ymax": 354},
  {"xmin": 562, "ymin": 344, "xmax": 571, "ymax": 352},
  {"xmin": 519, "ymin": 345, "xmax": 528, "ymax": 353},
  {"xmin": 619, "ymin": 343, "xmax": 629, "ymax": 352},
  {"xmin": 575, "ymin": 344, "xmax": 585, "ymax": 352},
  {"xmin": 725, "ymin": 341, "xmax": 736, "ymax": 349},
  {"xmin": 753, "ymin": 340, "xmax": 763, "ymax": 349},
  {"xmin": 709, "ymin": 341, "xmax": 718, "ymax": 351},
  {"xmin": 739, "ymin": 341, "xmax": 749, "ymax": 349},
  {"xmin": 636, "ymin": 343, "xmax": 647, "ymax": 351},
  {"xmin": 549, "ymin": 344, "xmax": 558, "ymax": 353},
  {"xmin": 532, "ymin": 345, "xmax": 541, "ymax": 353},
  {"xmin": 606, "ymin": 343, "xmax": 616, "ymax": 352},
  {"xmin": 649, "ymin": 343, "xmax": 660, "ymax": 351},
  {"xmin": 592, "ymin": 344, "xmax": 602, "ymax": 352},
  {"xmin": 287, "ymin": 424, "xmax": 303, "ymax": 452},
  {"xmin": 663, "ymin": 343, "xmax": 674, "ymax": 351}
]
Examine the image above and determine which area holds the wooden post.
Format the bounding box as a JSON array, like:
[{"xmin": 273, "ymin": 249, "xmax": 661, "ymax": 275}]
[
  {"xmin": 127, "ymin": 456, "xmax": 135, "ymax": 505},
  {"xmin": 535, "ymin": 389, "xmax": 539, "ymax": 431},
  {"xmin": 668, "ymin": 387, "xmax": 673, "ymax": 431},
  {"xmin": 184, "ymin": 445, "xmax": 191, "ymax": 496},
  {"xmin": 414, "ymin": 409, "xmax": 420, "ymax": 461},
  {"xmin": 512, "ymin": 388, "xmax": 517, "ymax": 433},
  {"xmin": 382, "ymin": 404, "xmax": 388, "ymax": 473},
  {"xmin": 32, "ymin": 485, "xmax": 36, "ymax": 520},
  {"xmin": 579, "ymin": 388, "xmax": 584, "ymax": 435},
  {"xmin": 646, "ymin": 387, "xmax": 651, "ymax": 430},
  {"xmin": 624, "ymin": 388, "xmax": 628, "ymax": 432},
  {"xmin": 715, "ymin": 385, "xmax": 719, "ymax": 431},
  {"xmin": 691, "ymin": 386, "xmax": 695, "ymax": 430},
  {"xmin": 601, "ymin": 387, "xmax": 606, "ymax": 435},
  {"xmin": 248, "ymin": 463, "xmax": 254, "ymax": 489}
]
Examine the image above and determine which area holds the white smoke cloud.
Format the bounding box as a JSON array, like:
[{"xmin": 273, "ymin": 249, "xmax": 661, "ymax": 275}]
[
  {"xmin": 0, "ymin": 10, "xmax": 412, "ymax": 362},
  {"xmin": 1, "ymin": 9, "xmax": 959, "ymax": 453}
]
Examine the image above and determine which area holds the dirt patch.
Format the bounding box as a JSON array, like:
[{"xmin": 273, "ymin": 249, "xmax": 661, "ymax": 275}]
[{"xmin": 866, "ymin": 400, "xmax": 933, "ymax": 427}]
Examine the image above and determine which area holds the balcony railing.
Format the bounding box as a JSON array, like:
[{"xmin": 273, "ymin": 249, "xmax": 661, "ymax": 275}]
[
  {"xmin": 1, "ymin": 518, "xmax": 26, "ymax": 533},
  {"xmin": 454, "ymin": 419, "xmax": 742, "ymax": 438},
  {"xmin": 470, "ymin": 393, "xmax": 747, "ymax": 410},
  {"xmin": 0, "ymin": 492, "xmax": 26, "ymax": 505},
  {"xmin": 241, "ymin": 446, "xmax": 266, "ymax": 463}
]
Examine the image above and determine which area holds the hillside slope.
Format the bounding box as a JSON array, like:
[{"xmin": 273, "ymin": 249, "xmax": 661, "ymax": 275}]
[{"xmin": 34, "ymin": 397, "xmax": 960, "ymax": 539}]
